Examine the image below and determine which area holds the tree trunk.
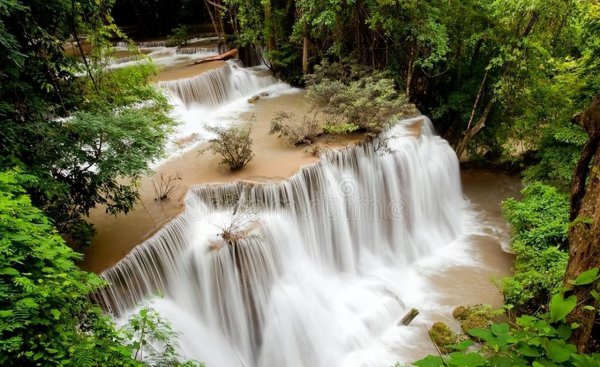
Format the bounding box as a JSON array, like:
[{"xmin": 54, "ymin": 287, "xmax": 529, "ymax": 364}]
[
  {"xmin": 454, "ymin": 68, "xmax": 492, "ymax": 159},
  {"xmin": 454, "ymin": 99, "xmax": 493, "ymax": 159},
  {"xmin": 302, "ymin": 34, "xmax": 309, "ymax": 75},
  {"xmin": 566, "ymin": 94, "xmax": 600, "ymax": 353},
  {"xmin": 405, "ymin": 44, "xmax": 417, "ymax": 100},
  {"xmin": 203, "ymin": 0, "xmax": 226, "ymax": 43},
  {"xmin": 71, "ymin": 0, "xmax": 97, "ymax": 90},
  {"xmin": 264, "ymin": 0, "xmax": 276, "ymax": 52}
]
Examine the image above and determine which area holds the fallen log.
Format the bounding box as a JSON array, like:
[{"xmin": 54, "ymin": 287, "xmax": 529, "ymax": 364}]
[
  {"xmin": 192, "ymin": 48, "xmax": 238, "ymax": 65},
  {"xmin": 398, "ymin": 308, "xmax": 420, "ymax": 326}
]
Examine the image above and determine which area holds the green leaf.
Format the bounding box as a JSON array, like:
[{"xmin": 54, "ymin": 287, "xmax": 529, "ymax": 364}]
[
  {"xmin": 549, "ymin": 294, "xmax": 577, "ymax": 322},
  {"xmin": 468, "ymin": 328, "xmax": 494, "ymax": 342},
  {"xmin": 450, "ymin": 339, "xmax": 474, "ymax": 352},
  {"xmin": 490, "ymin": 323, "xmax": 510, "ymax": 336},
  {"xmin": 556, "ymin": 323, "xmax": 572, "ymax": 339},
  {"xmin": 542, "ymin": 339, "xmax": 576, "ymax": 363},
  {"xmin": 517, "ymin": 344, "xmax": 541, "ymax": 357},
  {"xmin": 573, "ymin": 268, "xmax": 599, "ymax": 286},
  {"xmin": 571, "ymin": 353, "xmax": 600, "ymax": 367},
  {"xmin": 413, "ymin": 355, "xmax": 445, "ymax": 367},
  {"xmin": 0, "ymin": 267, "xmax": 19, "ymax": 276},
  {"xmin": 0, "ymin": 310, "xmax": 14, "ymax": 318},
  {"xmin": 447, "ymin": 352, "xmax": 487, "ymax": 367}
]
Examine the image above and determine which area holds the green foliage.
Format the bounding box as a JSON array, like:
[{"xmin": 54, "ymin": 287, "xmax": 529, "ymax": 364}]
[
  {"xmin": 502, "ymin": 182, "xmax": 570, "ymax": 313},
  {"xmin": 0, "ymin": 170, "xmax": 131, "ymax": 366},
  {"xmin": 206, "ymin": 125, "xmax": 254, "ymax": 171},
  {"xmin": 168, "ymin": 25, "xmax": 190, "ymax": 46},
  {"xmin": 221, "ymin": 0, "xmax": 599, "ymax": 168},
  {"xmin": 323, "ymin": 122, "xmax": 360, "ymax": 135},
  {"xmin": 503, "ymin": 183, "xmax": 569, "ymax": 249},
  {"xmin": 123, "ymin": 307, "xmax": 203, "ymax": 367},
  {"xmin": 523, "ymin": 122, "xmax": 589, "ymax": 190},
  {"xmin": 413, "ymin": 271, "xmax": 600, "ymax": 367},
  {"xmin": 0, "ymin": 1, "xmax": 174, "ymax": 246},
  {"xmin": 267, "ymin": 45, "xmax": 303, "ymax": 84},
  {"xmin": 0, "ymin": 170, "xmax": 202, "ymax": 366},
  {"xmin": 269, "ymin": 111, "xmax": 322, "ymax": 145},
  {"xmin": 306, "ymin": 61, "xmax": 415, "ymax": 132}
]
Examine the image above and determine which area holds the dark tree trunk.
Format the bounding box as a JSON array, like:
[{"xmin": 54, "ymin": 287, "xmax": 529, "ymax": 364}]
[
  {"xmin": 566, "ymin": 94, "xmax": 600, "ymax": 353},
  {"xmin": 302, "ymin": 35, "xmax": 309, "ymax": 75}
]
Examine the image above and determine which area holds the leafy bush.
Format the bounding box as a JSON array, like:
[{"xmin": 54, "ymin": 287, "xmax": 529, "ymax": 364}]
[
  {"xmin": 322, "ymin": 121, "xmax": 360, "ymax": 134},
  {"xmin": 124, "ymin": 307, "xmax": 203, "ymax": 367},
  {"xmin": 269, "ymin": 111, "xmax": 322, "ymax": 145},
  {"xmin": 523, "ymin": 122, "xmax": 588, "ymax": 191},
  {"xmin": 206, "ymin": 125, "xmax": 254, "ymax": 171},
  {"xmin": 502, "ymin": 247, "xmax": 569, "ymax": 314},
  {"xmin": 305, "ymin": 61, "xmax": 416, "ymax": 133},
  {"xmin": 502, "ymin": 182, "xmax": 570, "ymax": 313},
  {"xmin": 0, "ymin": 170, "xmax": 200, "ymax": 366},
  {"xmin": 168, "ymin": 25, "xmax": 189, "ymax": 47}
]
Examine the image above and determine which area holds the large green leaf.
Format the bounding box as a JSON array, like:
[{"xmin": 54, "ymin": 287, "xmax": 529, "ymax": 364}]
[
  {"xmin": 490, "ymin": 323, "xmax": 510, "ymax": 336},
  {"xmin": 542, "ymin": 339, "xmax": 576, "ymax": 363},
  {"xmin": 573, "ymin": 268, "xmax": 599, "ymax": 286},
  {"xmin": 549, "ymin": 294, "xmax": 577, "ymax": 322},
  {"xmin": 413, "ymin": 355, "xmax": 445, "ymax": 367},
  {"xmin": 447, "ymin": 352, "xmax": 487, "ymax": 367}
]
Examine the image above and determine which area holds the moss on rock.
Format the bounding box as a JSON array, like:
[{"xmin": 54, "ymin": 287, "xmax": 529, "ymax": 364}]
[
  {"xmin": 428, "ymin": 322, "xmax": 460, "ymax": 354},
  {"xmin": 453, "ymin": 304, "xmax": 498, "ymax": 334}
]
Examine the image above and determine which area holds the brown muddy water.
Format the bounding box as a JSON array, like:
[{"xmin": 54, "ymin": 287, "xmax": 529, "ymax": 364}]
[{"xmin": 396, "ymin": 170, "xmax": 521, "ymax": 359}]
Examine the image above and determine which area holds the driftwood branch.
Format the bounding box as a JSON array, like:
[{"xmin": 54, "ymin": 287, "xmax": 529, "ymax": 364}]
[
  {"xmin": 191, "ymin": 48, "xmax": 238, "ymax": 65},
  {"xmin": 398, "ymin": 308, "xmax": 420, "ymax": 326}
]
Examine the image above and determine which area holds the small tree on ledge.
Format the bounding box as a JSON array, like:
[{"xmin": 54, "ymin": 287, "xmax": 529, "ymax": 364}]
[{"xmin": 206, "ymin": 125, "xmax": 254, "ymax": 171}]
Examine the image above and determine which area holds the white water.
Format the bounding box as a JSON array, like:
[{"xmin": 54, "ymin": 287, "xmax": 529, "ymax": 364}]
[
  {"xmin": 158, "ymin": 60, "xmax": 281, "ymax": 108},
  {"xmin": 157, "ymin": 59, "xmax": 298, "ymax": 158},
  {"xmin": 98, "ymin": 116, "xmax": 482, "ymax": 366},
  {"xmin": 109, "ymin": 44, "xmax": 297, "ymax": 159},
  {"xmin": 109, "ymin": 46, "xmax": 219, "ymax": 70}
]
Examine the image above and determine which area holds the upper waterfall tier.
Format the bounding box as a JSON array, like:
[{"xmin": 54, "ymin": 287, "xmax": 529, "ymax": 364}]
[
  {"xmin": 158, "ymin": 60, "xmax": 278, "ymax": 107},
  {"xmin": 98, "ymin": 116, "xmax": 466, "ymax": 367}
]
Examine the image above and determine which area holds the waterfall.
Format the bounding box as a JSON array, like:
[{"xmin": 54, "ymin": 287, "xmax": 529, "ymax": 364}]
[
  {"xmin": 176, "ymin": 46, "xmax": 220, "ymax": 55},
  {"xmin": 98, "ymin": 116, "xmax": 467, "ymax": 367},
  {"xmin": 158, "ymin": 60, "xmax": 278, "ymax": 107}
]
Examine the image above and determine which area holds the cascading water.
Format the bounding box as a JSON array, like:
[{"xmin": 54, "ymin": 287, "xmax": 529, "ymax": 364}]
[
  {"xmin": 154, "ymin": 58, "xmax": 295, "ymax": 157},
  {"xmin": 158, "ymin": 60, "xmax": 279, "ymax": 107},
  {"xmin": 176, "ymin": 46, "xmax": 220, "ymax": 55},
  {"xmin": 99, "ymin": 117, "xmax": 470, "ymax": 367}
]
